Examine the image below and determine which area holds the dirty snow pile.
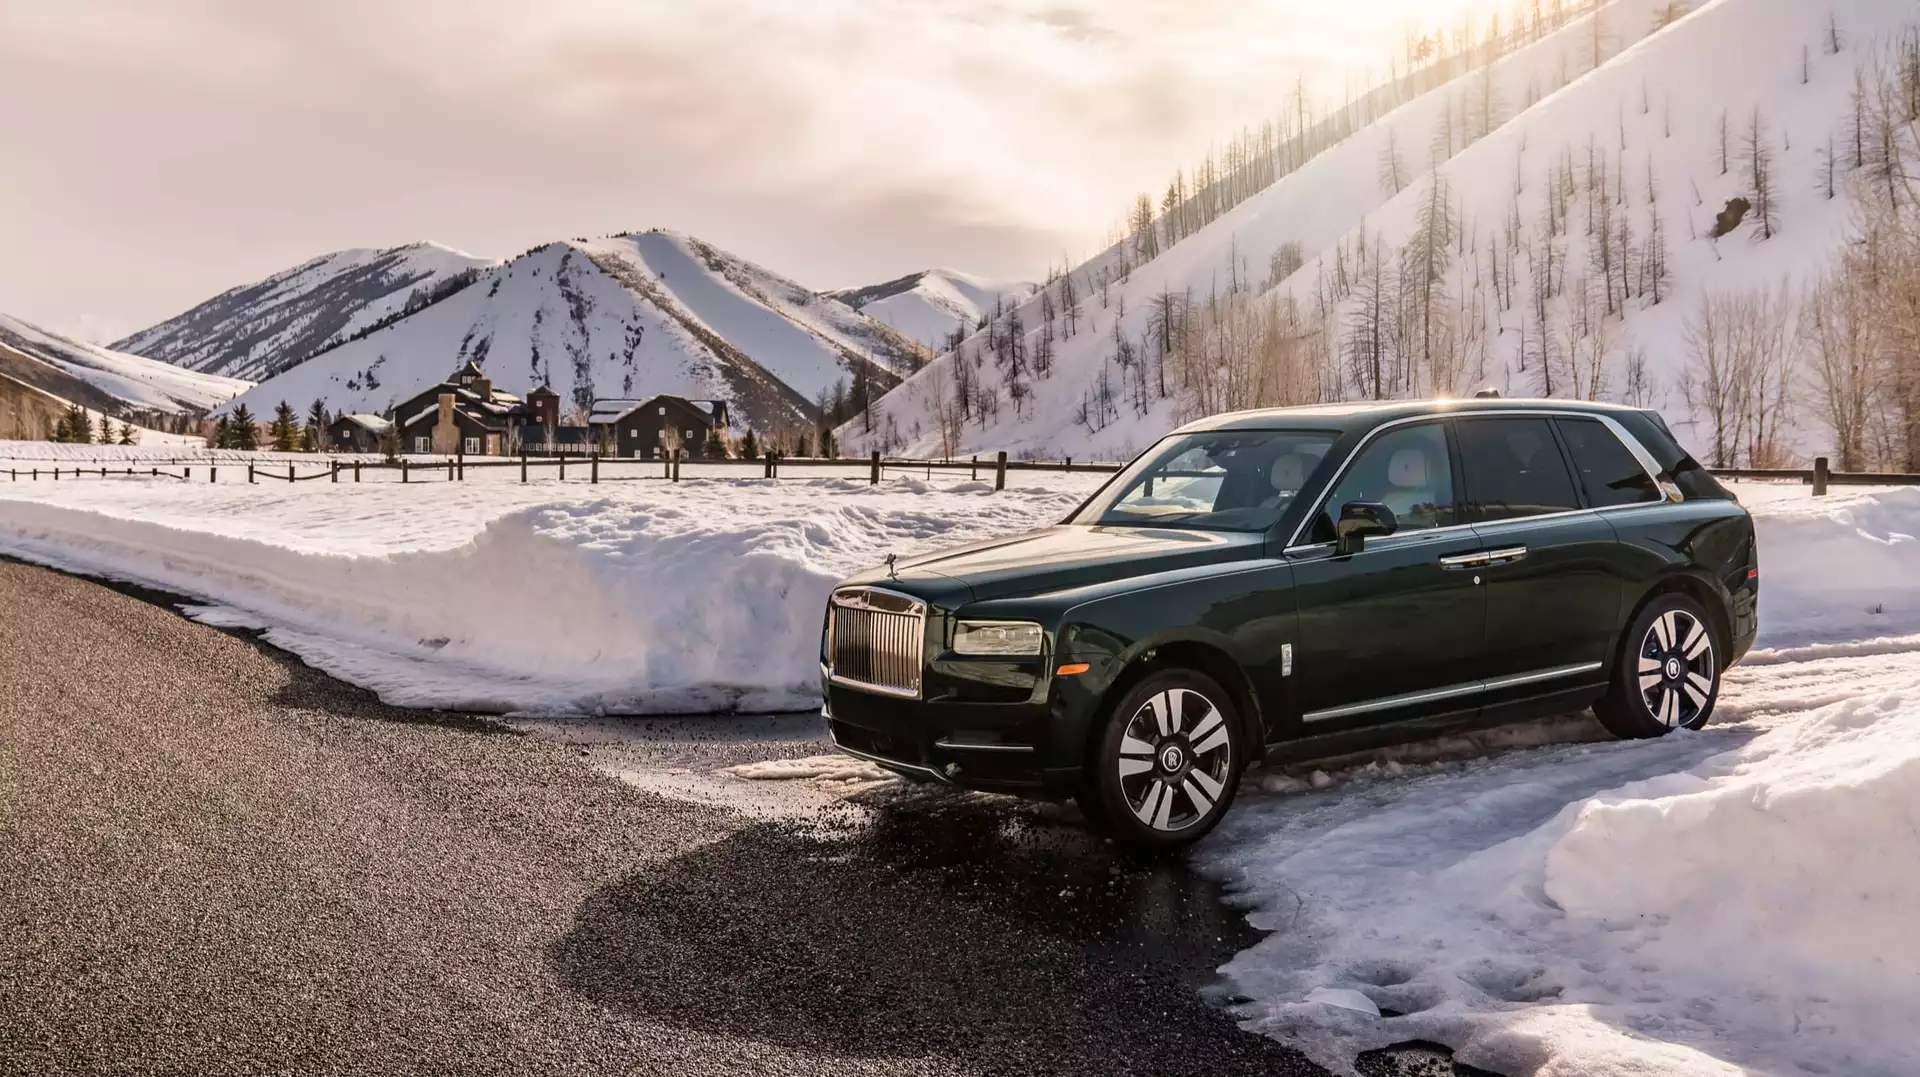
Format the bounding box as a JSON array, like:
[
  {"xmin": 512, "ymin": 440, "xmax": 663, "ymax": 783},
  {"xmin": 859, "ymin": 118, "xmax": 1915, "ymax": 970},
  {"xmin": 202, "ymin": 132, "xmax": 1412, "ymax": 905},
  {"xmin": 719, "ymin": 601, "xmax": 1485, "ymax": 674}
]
[
  {"xmin": 0, "ymin": 473, "xmax": 1099, "ymax": 713},
  {"xmin": 1203, "ymin": 484, "xmax": 1920, "ymax": 1077}
]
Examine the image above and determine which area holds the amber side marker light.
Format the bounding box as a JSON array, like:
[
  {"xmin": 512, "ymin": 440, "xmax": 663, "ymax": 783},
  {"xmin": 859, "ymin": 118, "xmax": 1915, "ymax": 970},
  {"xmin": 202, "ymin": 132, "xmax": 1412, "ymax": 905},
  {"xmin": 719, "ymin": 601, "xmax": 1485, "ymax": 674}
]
[{"xmin": 1056, "ymin": 662, "xmax": 1091, "ymax": 676}]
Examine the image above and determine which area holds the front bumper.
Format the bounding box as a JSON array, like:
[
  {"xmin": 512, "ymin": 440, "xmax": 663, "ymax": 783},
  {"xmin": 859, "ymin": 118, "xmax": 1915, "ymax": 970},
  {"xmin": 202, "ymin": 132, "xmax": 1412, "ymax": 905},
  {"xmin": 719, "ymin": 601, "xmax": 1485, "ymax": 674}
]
[{"xmin": 823, "ymin": 681, "xmax": 1085, "ymax": 794}]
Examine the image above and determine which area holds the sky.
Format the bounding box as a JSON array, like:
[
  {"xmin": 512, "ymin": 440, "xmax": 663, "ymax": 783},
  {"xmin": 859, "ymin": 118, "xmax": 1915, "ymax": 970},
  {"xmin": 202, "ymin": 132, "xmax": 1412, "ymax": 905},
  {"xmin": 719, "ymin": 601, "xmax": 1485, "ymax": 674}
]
[{"xmin": 0, "ymin": 0, "xmax": 1484, "ymax": 343}]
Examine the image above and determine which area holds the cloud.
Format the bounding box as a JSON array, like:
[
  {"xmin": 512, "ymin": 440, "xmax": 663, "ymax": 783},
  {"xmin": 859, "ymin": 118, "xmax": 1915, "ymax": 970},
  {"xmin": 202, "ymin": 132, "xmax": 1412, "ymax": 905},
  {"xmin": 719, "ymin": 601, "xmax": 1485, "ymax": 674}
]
[{"xmin": 0, "ymin": 0, "xmax": 1476, "ymax": 335}]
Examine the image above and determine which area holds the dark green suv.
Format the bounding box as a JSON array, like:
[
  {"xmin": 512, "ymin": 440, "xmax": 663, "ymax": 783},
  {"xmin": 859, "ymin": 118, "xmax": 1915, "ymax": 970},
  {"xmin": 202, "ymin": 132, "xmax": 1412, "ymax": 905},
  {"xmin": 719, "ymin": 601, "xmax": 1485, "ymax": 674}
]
[{"xmin": 821, "ymin": 400, "xmax": 1758, "ymax": 849}]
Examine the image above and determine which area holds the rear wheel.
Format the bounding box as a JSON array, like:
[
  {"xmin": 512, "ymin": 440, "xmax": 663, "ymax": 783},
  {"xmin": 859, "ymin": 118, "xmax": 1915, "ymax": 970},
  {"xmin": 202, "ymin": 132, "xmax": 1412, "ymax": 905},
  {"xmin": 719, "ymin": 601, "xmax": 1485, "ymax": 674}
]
[
  {"xmin": 1594, "ymin": 592, "xmax": 1721, "ymax": 739},
  {"xmin": 1077, "ymin": 669, "xmax": 1244, "ymax": 851}
]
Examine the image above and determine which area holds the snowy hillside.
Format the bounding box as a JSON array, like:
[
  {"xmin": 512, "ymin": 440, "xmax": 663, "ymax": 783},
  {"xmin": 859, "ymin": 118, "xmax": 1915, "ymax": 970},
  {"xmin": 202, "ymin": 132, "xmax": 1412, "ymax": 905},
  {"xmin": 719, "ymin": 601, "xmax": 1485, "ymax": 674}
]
[
  {"xmin": 216, "ymin": 231, "xmax": 928, "ymax": 433},
  {"xmin": 847, "ymin": 0, "xmax": 1910, "ymax": 466},
  {"xmin": 830, "ymin": 269, "xmax": 1035, "ymax": 350},
  {"xmin": 114, "ymin": 242, "xmax": 496, "ymax": 382},
  {"xmin": 0, "ymin": 312, "xmax": 249, "ymax": 418}
]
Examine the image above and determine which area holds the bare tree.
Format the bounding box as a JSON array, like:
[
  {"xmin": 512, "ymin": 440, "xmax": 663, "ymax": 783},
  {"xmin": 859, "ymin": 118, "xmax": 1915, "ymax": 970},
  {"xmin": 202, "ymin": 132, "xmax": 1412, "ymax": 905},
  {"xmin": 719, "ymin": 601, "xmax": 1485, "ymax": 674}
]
[
  {"xmin": 1379, "ymin": 128, "xmax": 1408, "ymax": 194},
  {"xmin": 1740, "ymin": 107, "xmax": 1779, "ymax": 239}
]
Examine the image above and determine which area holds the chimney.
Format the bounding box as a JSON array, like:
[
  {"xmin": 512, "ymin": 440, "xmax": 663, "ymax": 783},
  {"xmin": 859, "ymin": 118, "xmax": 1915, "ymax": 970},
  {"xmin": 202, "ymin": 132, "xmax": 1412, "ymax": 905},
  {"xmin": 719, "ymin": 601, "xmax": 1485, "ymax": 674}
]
[
  {"xmin": 438, "ymin": 392, "xmax": 454, "ymax": 430},
  {"xmin": 474, "ymin": 377, "xmax": 492, "ymax": 400}
]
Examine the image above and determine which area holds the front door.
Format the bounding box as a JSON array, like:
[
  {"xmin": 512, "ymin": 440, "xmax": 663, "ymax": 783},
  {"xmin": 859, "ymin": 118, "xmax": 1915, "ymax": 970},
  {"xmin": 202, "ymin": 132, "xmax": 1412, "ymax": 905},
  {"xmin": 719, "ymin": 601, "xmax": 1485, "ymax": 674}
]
[
  {"xmin": 1453, "ymin": 416, "xmax": 1622, "ymax": 701},
  {"xmin": 1286, "ymin": 421, "xmax": 1489, "ymax": 733}
]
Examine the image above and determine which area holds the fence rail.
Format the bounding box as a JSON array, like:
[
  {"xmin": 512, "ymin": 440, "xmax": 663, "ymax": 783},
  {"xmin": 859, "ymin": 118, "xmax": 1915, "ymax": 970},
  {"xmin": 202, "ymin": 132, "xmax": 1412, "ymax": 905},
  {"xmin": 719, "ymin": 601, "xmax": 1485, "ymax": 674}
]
[
  {"xmin": 0, "ymin": 450, "xmax": 1120, "ymax": 489},
  {"xmin": 5, "ymin": 451, "xmax": 1916, "ymax": 497}
]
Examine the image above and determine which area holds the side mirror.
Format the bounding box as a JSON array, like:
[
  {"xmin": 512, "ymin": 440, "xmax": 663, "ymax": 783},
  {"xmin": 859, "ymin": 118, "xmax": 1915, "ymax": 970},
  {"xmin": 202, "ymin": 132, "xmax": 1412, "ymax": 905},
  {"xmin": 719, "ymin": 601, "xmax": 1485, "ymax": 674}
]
[{"xmin": 1335, "ymin": 501, "xmax": 1398, "ymax": 555}]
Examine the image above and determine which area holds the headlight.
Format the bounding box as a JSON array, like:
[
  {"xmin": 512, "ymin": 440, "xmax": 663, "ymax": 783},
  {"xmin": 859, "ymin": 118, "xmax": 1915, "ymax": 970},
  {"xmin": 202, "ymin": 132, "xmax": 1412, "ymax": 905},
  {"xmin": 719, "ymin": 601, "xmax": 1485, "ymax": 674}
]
[{"xmin": 953, "ymin": 621, "xmax": 1044, "ymax": 656}]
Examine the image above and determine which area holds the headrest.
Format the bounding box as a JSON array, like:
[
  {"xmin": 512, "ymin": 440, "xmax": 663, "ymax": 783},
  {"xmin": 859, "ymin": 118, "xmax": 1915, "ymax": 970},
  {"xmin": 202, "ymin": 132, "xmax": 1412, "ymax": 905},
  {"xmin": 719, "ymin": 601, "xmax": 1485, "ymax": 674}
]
[
  {"xmin": 1270, "ymin": 454, "xmax": 1307, "ymax": 491},
  {"xmin": 1388, "ymin": 448, "xmax": 1429, "ymax": 488}
]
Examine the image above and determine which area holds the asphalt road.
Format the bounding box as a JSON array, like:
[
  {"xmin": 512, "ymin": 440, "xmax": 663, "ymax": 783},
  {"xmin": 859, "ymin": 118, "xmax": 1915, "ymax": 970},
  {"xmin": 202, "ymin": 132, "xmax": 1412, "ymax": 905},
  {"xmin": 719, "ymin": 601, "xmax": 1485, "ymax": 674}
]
[{"xmin": 0, "ymin": 559, "xmax": 1480, "ymax": 1077}]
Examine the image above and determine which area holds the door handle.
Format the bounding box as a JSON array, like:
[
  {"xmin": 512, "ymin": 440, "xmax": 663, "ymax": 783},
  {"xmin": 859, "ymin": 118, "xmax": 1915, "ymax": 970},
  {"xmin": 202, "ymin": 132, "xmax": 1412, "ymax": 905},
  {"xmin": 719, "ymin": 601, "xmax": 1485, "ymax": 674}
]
[{"xmin": 1439, "ymin": 546, "xmax": 1528, "ymax": 570}]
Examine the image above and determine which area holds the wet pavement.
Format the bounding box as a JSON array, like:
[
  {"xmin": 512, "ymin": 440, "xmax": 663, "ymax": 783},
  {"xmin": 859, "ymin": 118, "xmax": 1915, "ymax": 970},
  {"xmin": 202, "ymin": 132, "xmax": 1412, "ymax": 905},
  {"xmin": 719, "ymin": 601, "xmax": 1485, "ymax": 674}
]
[{"xmin": 0, "ymin": 556, "xmax": 1495, "ymax": 1076}]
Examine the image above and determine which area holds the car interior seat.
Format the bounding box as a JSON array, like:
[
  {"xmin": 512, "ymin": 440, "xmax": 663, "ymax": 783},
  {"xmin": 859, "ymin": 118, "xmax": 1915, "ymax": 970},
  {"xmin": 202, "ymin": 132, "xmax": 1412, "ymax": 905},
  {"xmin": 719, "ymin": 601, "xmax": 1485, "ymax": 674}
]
[{"xmin": 1382, "ymin": 447, "xmax": 1441, "ymax": 527}]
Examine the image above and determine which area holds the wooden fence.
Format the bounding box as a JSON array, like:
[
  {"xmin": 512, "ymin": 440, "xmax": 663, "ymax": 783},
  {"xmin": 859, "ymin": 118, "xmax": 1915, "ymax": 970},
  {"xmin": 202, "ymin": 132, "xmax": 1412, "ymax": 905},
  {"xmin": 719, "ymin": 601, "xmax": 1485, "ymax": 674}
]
[
  {"xmin": 0, "ymin": 450, "xmax": 1118, "ymax": 490},
  {"xmin": 4, "ymin": 451, "xmax": 1914, "ymax": 497}
]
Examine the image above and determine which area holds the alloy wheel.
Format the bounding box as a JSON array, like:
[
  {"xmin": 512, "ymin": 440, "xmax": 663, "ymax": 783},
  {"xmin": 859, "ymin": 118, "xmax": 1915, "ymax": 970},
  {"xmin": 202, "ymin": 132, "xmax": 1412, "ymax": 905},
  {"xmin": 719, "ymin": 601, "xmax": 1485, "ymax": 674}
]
[
  {"xmin": 1116, "ymin": 687, "xmax": 1234, "ymax": 832},
  {"xmin": 1637, "ymin": 608, "xmax": 1716, "ymax": 728}
]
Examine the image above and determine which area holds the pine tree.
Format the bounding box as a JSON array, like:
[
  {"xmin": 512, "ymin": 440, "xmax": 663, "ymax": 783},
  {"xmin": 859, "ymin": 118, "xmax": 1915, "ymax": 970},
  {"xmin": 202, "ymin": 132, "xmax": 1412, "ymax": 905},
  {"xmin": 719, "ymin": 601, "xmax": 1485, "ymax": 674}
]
[
  {"xmin": 228, "ymin": 404, "xmax": 259, "ymax": 450},
  {"xmin": 212, "ymin": 416, "xmax": 232, "ymax": 450},
  {"xmin": 307, "ymin": 399, "xmax": 330, "ymax": 450},
  {"xmin": 704, "ymin": 427, "xmax": 727, "ymax": 458},
  {"xmin": 270, "ymin": 401, "xmax": 300, "ymax": 452},
  {"xmin": 379, "ymin": 421, "xmax": 401, "ymax": 462},
  {"xmin": 118, "ymin": 422, "xmax": 136, "ymax": 446},
  {"xmin": 740, "ymin": 428, "xmax": 760, "ymax": 459},
  {"xmin": 96, "ymin": 415, "xmax": 114, "ymax": 444}
]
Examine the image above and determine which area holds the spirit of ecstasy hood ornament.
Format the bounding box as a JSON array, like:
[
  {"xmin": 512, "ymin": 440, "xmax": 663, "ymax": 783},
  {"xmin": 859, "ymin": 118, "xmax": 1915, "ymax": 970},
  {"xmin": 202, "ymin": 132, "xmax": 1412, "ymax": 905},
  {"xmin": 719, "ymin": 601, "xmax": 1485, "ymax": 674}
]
[{"xmin": 885, "ymin": 552, "xmax": 898, "ymax": 578}]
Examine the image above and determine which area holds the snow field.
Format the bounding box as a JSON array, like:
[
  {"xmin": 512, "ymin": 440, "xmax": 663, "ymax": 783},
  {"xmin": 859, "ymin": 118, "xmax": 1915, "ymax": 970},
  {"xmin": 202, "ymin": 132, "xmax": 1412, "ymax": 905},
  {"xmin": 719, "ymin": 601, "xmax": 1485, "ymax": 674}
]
[
  {"xmin": 1202, "ymin": 484, "xmax": 1920, "ymax": 1077},
  {"xmin": 0, "ymin": 474, "xmax": 1102, "ymax": 713},
  {"xmin": 1, "ymin": 465, "xmax": 1915, "ymax": 1074}
]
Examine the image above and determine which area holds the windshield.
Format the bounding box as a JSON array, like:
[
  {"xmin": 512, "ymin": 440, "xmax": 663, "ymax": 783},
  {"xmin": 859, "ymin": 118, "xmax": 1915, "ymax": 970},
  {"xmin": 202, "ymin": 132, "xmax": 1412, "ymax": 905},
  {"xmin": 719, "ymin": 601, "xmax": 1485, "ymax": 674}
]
[{"xmin": 1070, "ymin": 429, "xmax": 1339, "ymax": 531}]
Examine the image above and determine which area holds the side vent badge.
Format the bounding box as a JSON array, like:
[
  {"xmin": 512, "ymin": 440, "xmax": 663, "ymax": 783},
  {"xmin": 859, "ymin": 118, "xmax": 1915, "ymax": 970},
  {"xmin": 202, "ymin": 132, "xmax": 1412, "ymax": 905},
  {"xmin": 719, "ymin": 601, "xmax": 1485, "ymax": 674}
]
[{"xmin": 1282, "ymin": 643, "xmax": 1294, "ymax": 678}]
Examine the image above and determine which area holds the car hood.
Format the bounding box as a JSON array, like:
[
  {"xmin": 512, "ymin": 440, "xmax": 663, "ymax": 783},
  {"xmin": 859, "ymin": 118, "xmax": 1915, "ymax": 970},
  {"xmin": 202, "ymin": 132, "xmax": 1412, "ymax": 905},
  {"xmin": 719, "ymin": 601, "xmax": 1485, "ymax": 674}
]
[{"xmin": 845, "ymin": 525, "xmax": 1265, "ymax": 605}]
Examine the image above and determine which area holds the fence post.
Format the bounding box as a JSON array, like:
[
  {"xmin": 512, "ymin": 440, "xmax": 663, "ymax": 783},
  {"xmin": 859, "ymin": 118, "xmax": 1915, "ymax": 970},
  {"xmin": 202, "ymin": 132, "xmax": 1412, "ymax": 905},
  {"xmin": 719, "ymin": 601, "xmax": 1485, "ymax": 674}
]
[
  {"xmin": 559, "ymin": 455, "xmax": 566, "ymax": 481},
  {"xmin": 1065, "ymin": 457, "xmax": 1072, "ymax": 472},
  {"xmin": 288, "ymin": 464, "xmax": 295, "ymax": 483},
  {"xmin": 447, "ymin": 457, "xmax": 454, "ymax": 481},
  {"xmin": 771, "ymin": 452, "xmax": 780, "ymax": 479},
  {"xmin": 150, "ymin": 467, "xmax": 156, "ymax": 478},
  {"xmin": 247, "ymin": 464, "xmax": 255, "ymax": 484},
  {"xmin": 209, "ymin": 467, "xmax": 216, "ymax": 483},
  {"xmin": 995, "ymin": 451, "xmax": 1007, "ymax": 491},
  {"xmin": 521, "ymin": 451, "xmax": 527, "ymax": 484},
  {"xmin": 1813, "ymin": 456, "xmax": 1830, "ymax": 497},
  {"xmin": 331, "ymin": 461, "xmax": 338, "ymax": 483},
  {"xmin": 971, "ymin": 455, "xmax": 978, "ymax": 481},
  {"xmin": 353, "ymin": 461, "xmax": 361, "ymax": 483},
  {"xmin": 456, "ymin": 446, "xmax": 464, "ymax": 481},
  {"xmin": 672, "ymin": 449, "xmax": 682, "ymax": 483},
  {"xmin": 401, "ymin": 459, "xmax": 409, "ymax": 484},
  {"xmin": 869, "ymin": 450, "xmax": 880, "ymax": 485},
  {"xmin": 591, "ymin": 451, "xmax": 600, "ymax": 485}
]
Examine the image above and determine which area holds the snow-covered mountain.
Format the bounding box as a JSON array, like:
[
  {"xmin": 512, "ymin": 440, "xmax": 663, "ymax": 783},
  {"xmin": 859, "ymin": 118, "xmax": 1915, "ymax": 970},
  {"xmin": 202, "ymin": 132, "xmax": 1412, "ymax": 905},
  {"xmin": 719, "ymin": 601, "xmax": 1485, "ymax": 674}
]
[
  {"xmin": 115, "ymin": 242, "xmax": 495, "ymax": 383},
  {"xmin": 215, "ymin": 231, "xmax": 927, "ymax": 431},
  {"xmin": 846, "ymin": 0, "xmax": 1909, "ymax": 465},
  {"xmin": 0, "ymin": 312, "xmax": 249, "ymax": 420},
  {"xmin": 830, "ymin": 269, "xmax": 1035, "ymax": 350}
]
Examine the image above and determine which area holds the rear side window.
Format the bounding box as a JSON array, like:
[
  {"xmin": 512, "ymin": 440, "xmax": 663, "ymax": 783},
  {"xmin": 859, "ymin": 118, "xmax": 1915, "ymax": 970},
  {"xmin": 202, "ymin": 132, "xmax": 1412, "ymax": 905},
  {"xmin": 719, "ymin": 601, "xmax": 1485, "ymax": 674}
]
[
  {"xmin": 1455, "ymin": 417, "xmax": 1582, "ymax": 522},
  {"xmin": 1614, "ymin": 410, "xmax": 1731, "ymax": 501},
  {"xmin": 1555, "ymin": 418, "xmax": 1662, "ymax": 507}
]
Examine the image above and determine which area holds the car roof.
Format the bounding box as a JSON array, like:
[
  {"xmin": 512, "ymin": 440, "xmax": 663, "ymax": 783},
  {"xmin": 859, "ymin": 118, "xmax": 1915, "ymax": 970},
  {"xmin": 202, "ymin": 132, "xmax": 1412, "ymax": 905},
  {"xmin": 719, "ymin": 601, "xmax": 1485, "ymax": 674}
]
[{"xmin": 1173, "ymin": 397, "xmax": 1650, "ymax": 435}]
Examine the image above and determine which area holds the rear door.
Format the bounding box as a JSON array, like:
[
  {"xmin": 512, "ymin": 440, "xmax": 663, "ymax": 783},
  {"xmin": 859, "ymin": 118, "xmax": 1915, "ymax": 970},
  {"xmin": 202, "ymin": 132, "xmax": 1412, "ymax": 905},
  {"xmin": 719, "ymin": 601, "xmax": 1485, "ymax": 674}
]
[
  {"xmin": 1286, "ymin": 420, "xmax": 1489, "ymax": 732},
  {"xmin": 1453, "ymin": 416, "xmax": 1622, "ymax": 700}
]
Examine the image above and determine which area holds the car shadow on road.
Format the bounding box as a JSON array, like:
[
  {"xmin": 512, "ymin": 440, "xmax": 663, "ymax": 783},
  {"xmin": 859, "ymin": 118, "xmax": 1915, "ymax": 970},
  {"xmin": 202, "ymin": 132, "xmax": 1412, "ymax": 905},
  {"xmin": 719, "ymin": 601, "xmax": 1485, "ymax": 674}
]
[{"xmin": 547, "ymin": 787, "xmax": 1501, "ymax": 1076}]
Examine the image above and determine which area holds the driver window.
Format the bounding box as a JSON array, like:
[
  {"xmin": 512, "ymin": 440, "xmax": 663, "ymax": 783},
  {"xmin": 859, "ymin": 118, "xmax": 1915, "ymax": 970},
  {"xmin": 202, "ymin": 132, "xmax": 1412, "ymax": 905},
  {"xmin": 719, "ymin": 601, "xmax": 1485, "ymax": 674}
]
[{"xmin": 1311, "ymin": 423, "xmax": 1457, "ymax": 543}]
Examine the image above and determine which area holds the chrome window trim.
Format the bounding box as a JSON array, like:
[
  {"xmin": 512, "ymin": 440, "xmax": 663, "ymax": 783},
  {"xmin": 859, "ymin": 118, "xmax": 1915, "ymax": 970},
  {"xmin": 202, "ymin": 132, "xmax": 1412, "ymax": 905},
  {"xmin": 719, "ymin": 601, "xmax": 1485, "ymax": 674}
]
[
  {"xmin": 1283, "ymin": 408, "xmax": 1677, "ymax": 550},
  {"xmin": 1302, "ymin": 660, "xmax": 1605, "ymax": 723}
]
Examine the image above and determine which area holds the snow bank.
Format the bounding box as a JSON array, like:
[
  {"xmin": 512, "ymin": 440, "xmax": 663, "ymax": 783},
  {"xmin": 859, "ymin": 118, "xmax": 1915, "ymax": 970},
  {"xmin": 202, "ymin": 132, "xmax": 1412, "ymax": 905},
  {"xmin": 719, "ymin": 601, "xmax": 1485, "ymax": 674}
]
[
  {"xmin": 0, "ymin": 476, "xmax": 1095, "ymax": 713},
  {"xmin": 1202, "ymin": 484, "xmax": 1920, "ymax": 1077}
]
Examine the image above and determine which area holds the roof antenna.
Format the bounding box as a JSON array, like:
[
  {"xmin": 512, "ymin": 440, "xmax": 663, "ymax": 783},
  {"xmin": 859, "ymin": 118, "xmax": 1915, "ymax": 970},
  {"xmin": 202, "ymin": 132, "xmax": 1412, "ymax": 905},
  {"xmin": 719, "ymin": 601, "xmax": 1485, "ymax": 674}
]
[{"xmin": 1473, "ymin": 387, "xmax": 1502, "ymax": 399}]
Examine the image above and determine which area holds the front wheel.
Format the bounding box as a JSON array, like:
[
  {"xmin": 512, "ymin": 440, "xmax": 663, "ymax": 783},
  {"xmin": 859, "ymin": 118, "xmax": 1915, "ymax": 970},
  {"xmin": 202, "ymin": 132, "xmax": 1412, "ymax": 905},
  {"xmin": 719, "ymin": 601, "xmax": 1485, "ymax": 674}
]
[
  {"xmin": 1593, "ymin": 593, "xmax": 1722, "ymax": 739},
  {"xmin": 1077, "ymin": 669, "xmax": 1244, "ymax": 851}
]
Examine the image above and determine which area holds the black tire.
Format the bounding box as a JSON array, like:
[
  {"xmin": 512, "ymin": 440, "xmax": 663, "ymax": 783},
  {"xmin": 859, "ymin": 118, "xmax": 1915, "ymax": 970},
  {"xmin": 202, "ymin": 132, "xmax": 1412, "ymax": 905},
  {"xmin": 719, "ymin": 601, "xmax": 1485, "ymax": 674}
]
[
  {"xmin": 1077, "ymin": 669, "xmax": 1244, "ymax": 851},
  {"xmin": 1593, "ymin": 592, "xmax": 1723, "ymax": 739}
]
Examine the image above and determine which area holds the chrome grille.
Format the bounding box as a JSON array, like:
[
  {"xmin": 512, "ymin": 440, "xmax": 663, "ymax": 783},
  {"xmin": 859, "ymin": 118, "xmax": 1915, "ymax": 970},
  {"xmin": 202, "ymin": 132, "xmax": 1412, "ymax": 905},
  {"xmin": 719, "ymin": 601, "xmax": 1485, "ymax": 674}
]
[{"xmin": 828, "ymin": 587, "xmax": 926, "ymax": 698}]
